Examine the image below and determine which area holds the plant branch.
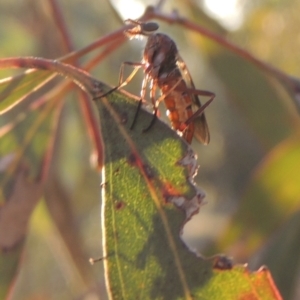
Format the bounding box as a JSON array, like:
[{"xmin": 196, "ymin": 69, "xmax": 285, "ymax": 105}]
[
  {"xmin": 141, "ymin": 6, "xmax": 300, "ymax": 112},
  {"xmin": 47, "ymin": 0, "xmax": 74, "ymax": 53}
]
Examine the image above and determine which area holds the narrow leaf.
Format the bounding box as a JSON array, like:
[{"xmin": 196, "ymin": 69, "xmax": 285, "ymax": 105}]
[
  {"xmin": 95, "ymin": 90, "xmax": 282, "ymax": 299},
  {"xmin": 0, "ymin": 168, "xmax": 43, "ymax": 298},
  {"xmin": 252, "ymin": 210, "xmax": 300, "ymax": 300},
  {"xmin": 208, "ymin": 52, "xmax": 298, "ymax": 148},
  {"xmin": 0, "ymin": 97, "xmax": 60, "ymax": 296},
  {"xmin": 0, "ymin": 70, "xmax": 54, "ymax": 113},
  {"xmin": 215, "ymin": 137, "xmax": 300, "ymax": 258}
]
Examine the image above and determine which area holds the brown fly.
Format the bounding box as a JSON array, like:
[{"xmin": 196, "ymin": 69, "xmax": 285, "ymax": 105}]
[{"xmin": 106, "ymin": 20, "xmax": 215, "ymax": 144}]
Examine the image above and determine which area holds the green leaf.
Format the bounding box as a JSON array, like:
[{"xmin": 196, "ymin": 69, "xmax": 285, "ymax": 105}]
[
  {"xmin": 202, "ymin": 266, "xmax": 281, "ymax": 300},
  {"xmin": 0, "ymin": 55, "xmax": 105, "ymax": 114},
  {"xmin": 208, "ymin": 51, "xmax": 297, "ymax": 148},
  {"xmin": 0, "ymin": 55, "xmax": 282, "ymax": 298},
  {"xmin": 0, "ymin": 57, "xmax": 111, "ymax": 298},
  {"xmin": 95, "ymin": 90, "xmax": 281, "ymax": 299},
  {"xmin": 215, "ymin": 138, "xmax": 300, "ymax": 257},
  {"xmin": 0, "ymin": 70, "xmax": 54, "ymax": 113},
  {"xmin": 0, "ymin": 99, "xmax": 58, "ymax": 198},
  {"xmin": 0, "ymin": 239, "xmax": 24, "ymax": 299},
  {"xmin": 0, "ymin": 169, "xmax": 43, "ymax": 298},
  {"xmin": 0, "ymin": 98, "xmax": 59, "ymax": 296},
  {"xmin": 254, "ymin": 209, "xmax": 300, "ymax": 300}
]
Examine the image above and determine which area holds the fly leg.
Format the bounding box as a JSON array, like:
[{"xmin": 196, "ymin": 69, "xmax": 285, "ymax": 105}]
[
  {"xmin": 176, "ymin": 88, "xmax": 214, "ymax": 144},
  {"xmin": 130, "ymin": 99, "xmax": 143, "ymax": 129},
  {"xmin": 130, "ymin": 73, "xmax": 149, "ymax": 129},
  {"xmin": 183, "ymin": 89, "xmax": 215, "ymax": 126},
  {"xmin": 112, "ymin": 61, "xmax": 148, "ymax": 130},
  {"xmin": 93, "ymin": 61, "xmax": 142, "ymax": 99},
  {"xmin": 92, "ymin": 61, "xmax": 147, "ymax": 130},
  {"xmin": 142, "ymin": 79, "xmax": 158, "ymax": 132},
  {"xmin": 118, "ymin": 61, "xmax": 143, "ymax": 89}
]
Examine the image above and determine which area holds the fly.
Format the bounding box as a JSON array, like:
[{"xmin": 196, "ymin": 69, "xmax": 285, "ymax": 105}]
[{"xmin": 107, "ymin": 20, "xmax": 215, "ymax": 144}]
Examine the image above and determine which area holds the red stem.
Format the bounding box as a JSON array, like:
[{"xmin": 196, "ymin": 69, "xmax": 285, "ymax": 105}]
[
  {"xmin": 141, "ymin": 6, "xmax": 300, "ymax": 110},
  {"xmin": 47, "ymin": 0, "xmax": 74, "ymax": 53},
  {"xmin": 148, "ymin": 8, "xmax": 286, "ymax": 80}
]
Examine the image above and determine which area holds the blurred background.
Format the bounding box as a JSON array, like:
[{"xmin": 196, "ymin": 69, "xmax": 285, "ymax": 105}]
[{"xmin": 1, "ymin": 0, "xmax": 300, "ymax": 299}]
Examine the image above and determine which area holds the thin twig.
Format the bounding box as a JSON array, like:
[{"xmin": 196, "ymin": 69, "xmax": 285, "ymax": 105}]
[
  {"xmin": 47, "ymin": 0, "xmax": 74, "ymax": 52},
  {"xmin": 146, "ymin": 8, "xmax": 281, "ymax": 77},
  {"xmin": 142, "ymin": 6, "xmax": 300, "ymax": 111}
]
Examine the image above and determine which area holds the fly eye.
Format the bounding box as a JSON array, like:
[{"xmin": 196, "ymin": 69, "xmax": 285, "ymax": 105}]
[
  {"xmin": 140, "ymin": 22, "xmax": 159, "ymax": 35},
  {"xmin": 124, "ymin": 19, "xmax": 158, "ymax": 36}
]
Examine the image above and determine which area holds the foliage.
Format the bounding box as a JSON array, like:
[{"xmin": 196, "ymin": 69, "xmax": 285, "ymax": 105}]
[{"xmin": 1, "ymin": 0, "xmax": 300, "ymax": 299}]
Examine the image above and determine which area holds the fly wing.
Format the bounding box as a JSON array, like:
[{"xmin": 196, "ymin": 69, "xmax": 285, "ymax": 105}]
[{"xmin": 176, "ymin": 54, "xmax": 210, "ymax": 145}]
